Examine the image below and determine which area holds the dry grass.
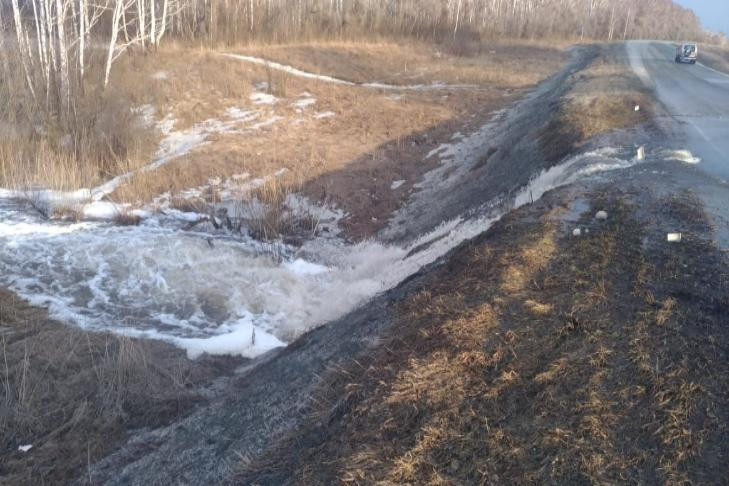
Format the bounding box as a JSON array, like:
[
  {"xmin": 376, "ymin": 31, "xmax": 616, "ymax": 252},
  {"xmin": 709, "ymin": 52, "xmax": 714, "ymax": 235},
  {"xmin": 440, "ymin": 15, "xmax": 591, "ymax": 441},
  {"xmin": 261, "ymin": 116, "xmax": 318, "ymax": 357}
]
[
  {"xmin": 0, "ymin": 51, "xmax": 158, "ymax": 192},
  {"xmin": 0, "ymin": 289, "xmax": 241, "ymax": 485},
  {"xmin": 699, "ymin": 44, "xmax": 729, "ymax": 75},
  {"xmin": 237, "ymin": 187, "xmax": 729, "ymax": 484},
  {"xmin": 111, "ymin": 48, "xmax": 254, "ymax": 131},
  {"xmin": 540, "ymin": 50, "xmax": 654, "ymax": 163},
  {"xmin": 109, "ymin": 40, "xmax": 570, "ymax": 240},
  {"xmin": 241, "ymin": 177, "xmax": 320, "ymax": 242},
  {"xmin": 238, "ymin": 39, "xmax": 568, "ymax": 88},
  {"xmin": 5, "ymin": 40, "xmax": 566, "ymax": 241}
]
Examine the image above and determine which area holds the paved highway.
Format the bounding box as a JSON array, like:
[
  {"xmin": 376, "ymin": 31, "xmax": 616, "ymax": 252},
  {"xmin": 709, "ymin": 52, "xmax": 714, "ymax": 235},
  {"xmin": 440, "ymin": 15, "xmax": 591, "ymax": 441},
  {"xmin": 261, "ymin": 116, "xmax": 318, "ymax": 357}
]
[{"xmin": 628, "ymin": 41, "xmax": 729, "ymax": 181}]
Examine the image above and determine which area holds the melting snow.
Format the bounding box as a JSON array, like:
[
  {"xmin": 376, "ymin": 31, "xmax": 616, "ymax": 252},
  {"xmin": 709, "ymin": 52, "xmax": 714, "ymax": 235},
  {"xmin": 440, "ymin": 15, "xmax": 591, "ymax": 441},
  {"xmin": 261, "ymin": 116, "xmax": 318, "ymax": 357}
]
[
  {"xmin": 6, "ymin": 104, "xmax": 285, "ymax": 222},
  {"xmin": 293, "ymin": 98, "xmax": 316, "ymax": 110},
  {"xmin": 0, "ymin": 143, "xmax": 653, "ymax": 360},
  {"xmin": 250, "ymin": 92, "xmax": 278, "ymax": 105},
  {"xmin": 224, "ymin": 53, "xmax": 478, "ymax": 91},
  {"xmin": 661, "ymin": 149, "xmax": 701, "ymax": 165},
  {"xmin": 313, "ymin": 111, "xmax": 335, "ymax": 120}
]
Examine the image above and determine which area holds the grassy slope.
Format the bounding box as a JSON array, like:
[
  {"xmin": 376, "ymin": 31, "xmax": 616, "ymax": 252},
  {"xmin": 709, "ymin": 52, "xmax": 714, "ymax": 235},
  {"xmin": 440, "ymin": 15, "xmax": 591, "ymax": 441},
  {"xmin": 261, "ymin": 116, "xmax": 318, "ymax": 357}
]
[
  {"xmin": 539, "ymin": 48, "xmax": 654, "ymax": 163},
  {"xmin": 0, "ymin": 290, "xmax": 243, "ymax": 485},
  {"xmin": 699, "ymin": 44, "xmax": 729, "ymax": 75},
  {"xmin": 238, "ymin": 185, "xmax": 729, "ymax": 484}
]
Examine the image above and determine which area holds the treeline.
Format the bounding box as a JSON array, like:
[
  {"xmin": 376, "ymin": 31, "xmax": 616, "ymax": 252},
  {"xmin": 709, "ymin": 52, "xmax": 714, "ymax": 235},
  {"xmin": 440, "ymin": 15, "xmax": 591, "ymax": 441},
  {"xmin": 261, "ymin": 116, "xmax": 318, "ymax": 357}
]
[
  {"xmin": 0, "ymin": 0, "xmax": 721, "ymax": 127},
  {"xmin": 170, "ymin": 0, "xmax": 711, "ymax": 45}
]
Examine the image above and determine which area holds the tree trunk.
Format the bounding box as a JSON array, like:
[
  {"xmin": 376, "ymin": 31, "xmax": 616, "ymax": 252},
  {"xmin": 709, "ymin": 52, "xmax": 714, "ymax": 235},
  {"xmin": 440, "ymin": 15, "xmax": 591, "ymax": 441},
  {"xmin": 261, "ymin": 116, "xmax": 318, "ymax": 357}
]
[
  {"xmin": 10, "ymin": 0, "xmax": 38, "ymax": 101},
  {"xmin": 104, "ymin": 0, "xmax": 124, "ymax": 88},
  {"xmin": 55, "ymin": 0, "xmax": 70, "ymax": 118}
]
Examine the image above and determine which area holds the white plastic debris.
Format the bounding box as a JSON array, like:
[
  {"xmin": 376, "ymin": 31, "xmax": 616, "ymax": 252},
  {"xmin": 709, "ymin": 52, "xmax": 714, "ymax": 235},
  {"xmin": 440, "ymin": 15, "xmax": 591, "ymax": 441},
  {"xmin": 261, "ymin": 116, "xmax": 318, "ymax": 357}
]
[
  {"xmin": 634, "ymin": 105, "xmax": 640, "ymax": 112},
  {"xmin": 595, "ymin": 211, "xmax": 608, "ymax": 221},
  {"xmin": 667, "ymin": 233, "xmax": 682, "ymax": 242},
  {"xmin": 18, "ymin": 445, "xmax": 32, "ymax": 453},
  {"xmin": 572, "ymin": 228, "xmax": 582, "ymax": 237},
  {"xmin": 636, "ymin": 146, "xmax": 645, "ymax": 161}
]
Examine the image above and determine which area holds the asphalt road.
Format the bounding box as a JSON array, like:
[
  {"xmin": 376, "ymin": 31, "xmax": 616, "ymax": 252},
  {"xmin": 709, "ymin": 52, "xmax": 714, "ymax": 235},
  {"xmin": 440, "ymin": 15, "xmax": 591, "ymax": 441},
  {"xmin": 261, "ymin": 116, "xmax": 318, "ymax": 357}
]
[{"xmin": 628, "ymin": 41, "xmax": 729, "ymax": 181}]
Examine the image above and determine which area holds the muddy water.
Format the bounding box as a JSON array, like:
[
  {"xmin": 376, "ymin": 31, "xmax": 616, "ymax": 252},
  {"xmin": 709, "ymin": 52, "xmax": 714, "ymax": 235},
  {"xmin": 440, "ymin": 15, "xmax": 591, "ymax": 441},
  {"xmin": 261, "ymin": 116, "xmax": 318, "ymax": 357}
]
[{"xmin": 1, "ymin": 146, "xmax": 661, "ymax": 359}]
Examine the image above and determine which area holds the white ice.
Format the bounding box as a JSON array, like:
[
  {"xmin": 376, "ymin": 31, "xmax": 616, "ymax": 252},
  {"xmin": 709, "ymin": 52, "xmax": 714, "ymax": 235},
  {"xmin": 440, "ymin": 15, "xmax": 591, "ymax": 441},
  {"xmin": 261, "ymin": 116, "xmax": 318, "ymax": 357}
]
[{"xmin": 250, "ymin": 92, "xmax": 278, "ymax": 105}]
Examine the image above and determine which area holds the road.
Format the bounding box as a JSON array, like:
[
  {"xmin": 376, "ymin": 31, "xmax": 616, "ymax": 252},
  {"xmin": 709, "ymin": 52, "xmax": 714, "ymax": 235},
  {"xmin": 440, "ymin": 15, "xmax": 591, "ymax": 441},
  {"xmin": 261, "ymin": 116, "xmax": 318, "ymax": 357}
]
[{"xmin": 628, "ymin": 41, "xmax": 729, "ymax": 181}]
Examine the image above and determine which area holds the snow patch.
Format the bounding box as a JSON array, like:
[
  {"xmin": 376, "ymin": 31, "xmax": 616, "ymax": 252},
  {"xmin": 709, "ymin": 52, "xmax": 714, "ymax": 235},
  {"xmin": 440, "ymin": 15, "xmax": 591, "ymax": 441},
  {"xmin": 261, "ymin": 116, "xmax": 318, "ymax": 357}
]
[
  {"xmin": 293, "ymin": 97, "xmax": 316, "ymax": 110},
  {"xmin": 224, "ymin": 53, "xmax": 478, "ymax": 91},
  {"xmin": 250, "ymin": 92, "xmax": 278, "ymax": 105},
  {"xmin": 313, "ymin": 111, "xmax": 335, "ymax": 120},
  {"xmin": 661, "ymin": 149, "xmax": 701, "ymax": 165},
  {"xmin": 176, "ymin": 319, "xmax": 286, "ymax": 359},
  {"xmin": 132, "ymin": 104, "xmax": 156, "ymax": 126}
]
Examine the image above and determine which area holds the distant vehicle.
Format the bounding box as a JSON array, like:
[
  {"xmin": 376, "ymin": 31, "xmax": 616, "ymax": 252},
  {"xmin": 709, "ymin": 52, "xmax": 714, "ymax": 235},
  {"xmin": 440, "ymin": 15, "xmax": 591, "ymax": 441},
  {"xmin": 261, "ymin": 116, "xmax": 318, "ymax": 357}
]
[{"xmin": 675, "ymin": 43, "xmax": 698, "ymax": 64}]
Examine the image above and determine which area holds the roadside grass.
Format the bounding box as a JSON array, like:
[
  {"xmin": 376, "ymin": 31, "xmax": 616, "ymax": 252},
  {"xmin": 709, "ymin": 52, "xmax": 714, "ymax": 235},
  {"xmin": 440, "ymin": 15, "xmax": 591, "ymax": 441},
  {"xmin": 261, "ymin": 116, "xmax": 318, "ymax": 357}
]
[
  {"xmin": 0, "ymin": 289, "xmax": 242, "ymax": 485},
  {"xmin": 540, "ymin": 49, "xmax": 654, "ymax": 163},
  {"xmin": 237, "ymin": 39, "xmax": 568, "ymax": 88},
  {"xmin": 699, "ymin": 44, "xmax": 729, "ymax": 75},
  {"xmin": 236, "ymin": 187, "xmax": 729, "ymax": 484}
]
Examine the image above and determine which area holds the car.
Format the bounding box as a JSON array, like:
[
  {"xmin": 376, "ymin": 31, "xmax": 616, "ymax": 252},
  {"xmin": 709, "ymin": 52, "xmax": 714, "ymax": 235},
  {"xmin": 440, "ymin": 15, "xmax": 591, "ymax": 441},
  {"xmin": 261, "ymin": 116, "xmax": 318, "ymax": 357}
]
[{"xmin": 675, "ymin": 43, "xmax": 698, "ymax": 64}]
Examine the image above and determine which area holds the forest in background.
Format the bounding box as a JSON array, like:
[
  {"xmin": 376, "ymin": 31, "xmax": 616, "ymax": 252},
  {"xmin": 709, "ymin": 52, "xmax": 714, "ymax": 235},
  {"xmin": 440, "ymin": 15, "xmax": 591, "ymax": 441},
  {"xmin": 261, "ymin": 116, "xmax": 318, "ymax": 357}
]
[{"xmin": 0, "ymin": 0, "xmax": 725, "ymax": 191}]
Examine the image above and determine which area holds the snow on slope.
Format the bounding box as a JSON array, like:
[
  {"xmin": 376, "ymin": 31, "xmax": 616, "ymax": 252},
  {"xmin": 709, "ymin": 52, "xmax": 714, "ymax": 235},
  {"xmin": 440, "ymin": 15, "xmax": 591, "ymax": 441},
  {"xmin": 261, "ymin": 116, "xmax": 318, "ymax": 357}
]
[{"xmin": 222, "ymin": 53, "xmax": 478, "ymax": 91}]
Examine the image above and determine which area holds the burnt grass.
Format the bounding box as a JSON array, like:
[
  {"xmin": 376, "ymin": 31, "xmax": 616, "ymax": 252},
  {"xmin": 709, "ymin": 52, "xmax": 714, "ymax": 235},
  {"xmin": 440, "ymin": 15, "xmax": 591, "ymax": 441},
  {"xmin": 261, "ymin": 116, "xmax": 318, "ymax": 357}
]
[{"xmin": 237, "ymin": 186, "xmax": 729, "ymax": 485}]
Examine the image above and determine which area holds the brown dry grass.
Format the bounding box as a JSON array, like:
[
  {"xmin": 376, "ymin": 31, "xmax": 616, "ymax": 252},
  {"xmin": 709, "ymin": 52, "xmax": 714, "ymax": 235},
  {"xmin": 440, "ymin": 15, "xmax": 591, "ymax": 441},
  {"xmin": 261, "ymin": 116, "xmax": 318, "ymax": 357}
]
[
  {"xmin": 540, "ymin": 50, "xmax": 654, "ymax": 163},
  {"xmin": 111, "ymin": 48, "xmax": 255, "ymax": 131},
  {"xmin": 4, "ymin": 40, "xmax": 567, "ymax": 240},
  {"xmin": 237, "ymin": 187, "xmax": 729, "ymax": 484},
  {"xmin": 0, "ymin": 289, "xmax": 242, "ymax": 485},
  {"xmin": 242, "ymin": 176, "xmax": 320, "ymax": 242},
  {"xmin": 107, "ymin": 40, "xmax": 568, "ymax": 239},
  {"xmin": 699, "ymin": 44, "xmax": 729, "ymax": 75},
  {"xmin": 238, "ymin": 40, "xmax": 568, "ymax": 88},
  {"xmin": 0, "ymin": 52, "xmax": 158, "ymax": 191}
]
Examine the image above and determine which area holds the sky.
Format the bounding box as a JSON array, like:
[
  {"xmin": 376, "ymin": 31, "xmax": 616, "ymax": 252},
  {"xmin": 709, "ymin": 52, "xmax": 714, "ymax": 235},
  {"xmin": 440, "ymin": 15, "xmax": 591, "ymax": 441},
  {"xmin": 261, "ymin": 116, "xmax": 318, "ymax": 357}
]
[{"xmin": 675, "ymin": 0, "xmax": 729, "ymax": 35}]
